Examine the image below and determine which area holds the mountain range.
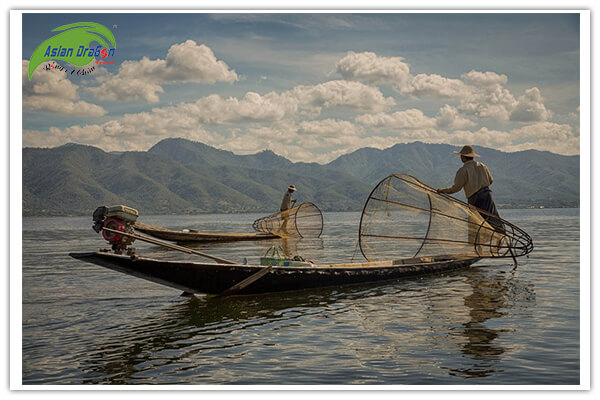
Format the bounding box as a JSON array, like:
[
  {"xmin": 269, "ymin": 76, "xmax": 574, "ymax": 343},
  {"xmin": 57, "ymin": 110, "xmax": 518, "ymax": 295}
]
[{"xmin": 22, "ymin": 138, "xmax": 580, "ymax": 217}]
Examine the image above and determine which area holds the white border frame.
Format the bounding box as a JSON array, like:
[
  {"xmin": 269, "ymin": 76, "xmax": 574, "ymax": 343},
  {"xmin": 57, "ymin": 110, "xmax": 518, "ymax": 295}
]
[{"xmin": 8, "ymin": 7, "xmax": 592, "ymax": 393}]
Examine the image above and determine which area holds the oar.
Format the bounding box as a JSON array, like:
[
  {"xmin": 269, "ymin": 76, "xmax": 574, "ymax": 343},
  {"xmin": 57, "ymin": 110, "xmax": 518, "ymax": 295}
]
[
  {"xmin": 216, "ymin": 265, "xmax": 274, "ymax": 297},
  {"xmin": 102, "ymin": 227, "xmax": 236, "ymax": 265}
]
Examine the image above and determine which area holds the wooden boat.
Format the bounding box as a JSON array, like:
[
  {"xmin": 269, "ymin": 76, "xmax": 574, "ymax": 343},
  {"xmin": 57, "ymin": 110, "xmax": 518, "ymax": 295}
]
[
  {"xmin": 69, "ymin": 251, "xmax": 480, "ymax": 295},
  {"xmin": 72, "ymin": 174, "xmax": 532, "ymax": 298},
  {"xmin": 133, "ymin": 221, "xmax": 280, "ymax": 243}
]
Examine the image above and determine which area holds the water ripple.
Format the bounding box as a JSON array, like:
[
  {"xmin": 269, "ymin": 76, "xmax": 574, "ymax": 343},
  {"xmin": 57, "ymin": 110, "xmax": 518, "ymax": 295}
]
[{"xmin": 22, "ymin": 209, "xmax": 580, "ymax": 385}]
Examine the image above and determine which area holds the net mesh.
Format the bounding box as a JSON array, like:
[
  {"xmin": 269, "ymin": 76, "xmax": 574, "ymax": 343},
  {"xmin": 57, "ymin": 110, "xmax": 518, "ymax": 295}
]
[
  {"xmin": 253, "ymin": 202, "xmax": 324, "ymax": 238},
  {"xmin": 359, "ymin": 174, "xmax": 533, "ymax": 261}
]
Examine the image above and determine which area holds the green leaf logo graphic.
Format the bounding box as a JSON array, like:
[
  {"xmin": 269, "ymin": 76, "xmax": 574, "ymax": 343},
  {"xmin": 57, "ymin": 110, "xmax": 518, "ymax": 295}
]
[{"xmin": 28, "ymin": 22, "xmax": 117, "ymax": 79}]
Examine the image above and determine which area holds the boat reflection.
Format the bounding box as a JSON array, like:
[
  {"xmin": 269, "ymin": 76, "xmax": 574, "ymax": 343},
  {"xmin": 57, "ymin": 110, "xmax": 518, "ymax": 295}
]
[
  {"xmin": 79, "ymin": 284, "xmax": 377, "ymax": 384},
  {"xmin": 79, "ymin": 265, "xmax": 535, "ymax": 384}
]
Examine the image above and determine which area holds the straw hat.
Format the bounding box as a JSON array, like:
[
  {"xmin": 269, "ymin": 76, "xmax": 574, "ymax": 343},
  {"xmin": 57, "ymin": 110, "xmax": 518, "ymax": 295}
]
[
  {"xmin": 453, "ymin": 145, "xmax": 480, "ymax": 158},
  {"xmin": 288, "ymin": 185, "xmax": 296, "ymax": 191}
]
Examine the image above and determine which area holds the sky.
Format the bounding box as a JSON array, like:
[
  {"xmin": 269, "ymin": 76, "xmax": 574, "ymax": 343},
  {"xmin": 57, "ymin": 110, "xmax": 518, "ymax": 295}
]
[{"xmin": 20, "ymin": 12, "xmax": 582, "ymax": 163}]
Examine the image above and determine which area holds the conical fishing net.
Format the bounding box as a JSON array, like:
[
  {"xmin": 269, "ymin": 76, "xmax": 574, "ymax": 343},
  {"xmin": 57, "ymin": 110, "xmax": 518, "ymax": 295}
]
[
  {"xmin": 253, "ymin": 202, "xmax": 324, "ymax": 238},
  {"xmin": 359, "ymin": 174, "xmax": 533, "ymax": 261}
]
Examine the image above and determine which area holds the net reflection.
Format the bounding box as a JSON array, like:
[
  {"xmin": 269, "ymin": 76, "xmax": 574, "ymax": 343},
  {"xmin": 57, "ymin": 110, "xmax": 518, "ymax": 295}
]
[
  {"xmin": 348, "ymin": 266, "xmax": 535, "ymax": 381},
  {"xmin": 441, "ymin": 267, "xmax": 536, "ymax": 379}
]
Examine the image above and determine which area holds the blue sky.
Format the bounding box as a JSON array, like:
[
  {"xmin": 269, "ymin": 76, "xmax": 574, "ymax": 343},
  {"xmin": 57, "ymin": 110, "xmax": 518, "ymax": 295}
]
[{"xmin": 21, "ymin": 12, "xmax": 581, "ymax": 162}]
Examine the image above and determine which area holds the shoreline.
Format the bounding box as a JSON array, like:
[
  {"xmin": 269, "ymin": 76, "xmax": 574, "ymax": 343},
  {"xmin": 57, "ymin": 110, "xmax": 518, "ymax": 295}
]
[{"xmin": 22, "ymin": 206, "xmax": 581, "ymax": 219}]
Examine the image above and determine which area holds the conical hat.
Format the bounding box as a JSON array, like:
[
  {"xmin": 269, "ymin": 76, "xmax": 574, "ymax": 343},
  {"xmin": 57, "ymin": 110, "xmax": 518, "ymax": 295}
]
[{"xmin": 453, "ymin": 145, "xmax": 480, "ymax": 157}]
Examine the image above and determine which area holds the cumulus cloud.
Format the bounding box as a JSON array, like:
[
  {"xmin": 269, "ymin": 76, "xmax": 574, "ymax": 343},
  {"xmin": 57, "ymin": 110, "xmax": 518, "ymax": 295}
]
[
  {"xmin": 23, "ymin": 90, "xmax": 397, "ymax": 163},
  {"xmin": 457, "ymin": 84, "xmax": 517, "ymax": 121},
  {"xmin": 23, "ymin": 115, "xmax": 220, "ymax": 152},
  {"xmin": 23, "ymin": 47, "xmax": 575, "ymax": 161},
  {"xmin": 514, "ymin": 122, "xmax": 577, "ymax": 153},
  {"xmin": 297, "ymin": 119, "xmax": 364, "ymax": 137},
  {"xmin": 400, "ymin": 74, "xmax": 472, "ymax": 98},
  {"xmin": 22, "ymin": 60, "xmax": 106, "ymax": 117},
  {"xmin": 125, "ymin": 80, "xmax": 394, "ymax": 127},
  {"xmin": 356, "ymin": 105, "xmax": 475, "ymax": 130},
  {"xmin": 448, "ymin": 122, "xmax": 577, "ymax": 155},
  {"xmin": 23, "ymin": 117, "xmax": 579, "ymax": 164},
  {"xmin": 402, "ymin": 72, "xmax": 518, "ymax": 122},
  {"xmin": 435, "ymin": 105, "xmax": 476, "ymax": 129},
  {"xmin": 569, "ymin": 105, "xmax": 580, "ymax": 120},
  {"xmin": 567, "ymin": 106, "xmax": 580, "ymax": 135},
  {"xmin": 335, "ymin": 51, "xmax": 470, "ymax": 98},
  {"xmin": 461, "ymin": 70, "xmax": 508, "ymax": 86},
  {"xmin": 510, "ymin": 121, "xmax": 573, "ymax": 141},
  {"xmin": 288, "ymin": 80, "xmax": 396, "ymax": 115},
  {"xmin": 88, "ymin": 77, "xmax": 165, "ymax": 103},
  {"xmin": 335, "ymin": 51, "xmax": 411, "ymax": 86},
  {"xmin": 224, "ymin": 121, "xmax": 410, "ymax": 163},
  {"xmin": 335, "ymin": 51, "xmax": 475, "ymax": 98},
  {"xmin": 333, "ymin": 51, "xmax": 555, "ymax": 124},
  {"xmin": 510, "ymin": 87, "xmax": 553, "ymax": 122},
  {"xmin": 89, "ymin": 40, "xmax": 238, "ymax": 103},
  {"xmin": 22, "ymin": 81, "xmax": 387, "ymax": 158},
  {"xmin": 356, "ymin": 109, "xmax": 437, "ymax": 129},
  {"xmin": 348, "ymin": 119, "xmax": 568, "ymax": 154},
  {"xmin": 154, "ymin": 92, "xmax": 295, "ymax": 124}
]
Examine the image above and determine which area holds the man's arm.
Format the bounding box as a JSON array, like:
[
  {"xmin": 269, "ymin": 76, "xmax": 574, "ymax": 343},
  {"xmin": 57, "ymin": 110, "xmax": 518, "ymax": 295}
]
[
  {"xmin": 437, "ymin": 168, "xmax": 466, "ymax": 194},
  {"xmin": 485, "ymin": 165, "xmax": 494, "ymax": 185}
]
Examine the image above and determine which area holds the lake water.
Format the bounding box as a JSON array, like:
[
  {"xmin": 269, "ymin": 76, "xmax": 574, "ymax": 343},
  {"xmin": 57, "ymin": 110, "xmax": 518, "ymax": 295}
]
[{"xmin": 21, "ymin": 209, "xmax": 581, "ymax": 385}]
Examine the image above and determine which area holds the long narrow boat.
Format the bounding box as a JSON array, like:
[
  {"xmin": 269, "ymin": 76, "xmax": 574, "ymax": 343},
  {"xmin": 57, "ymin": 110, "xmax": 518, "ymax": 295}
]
[
  {"xmin": 69, "ymin": 251, "xmax": 479, "ymax": 295},
  {"xmin": 133, "ymin": 221, "xmax": 279, "ymax": 243},
  {"xmin": 72, "ymin": 174, "xmax": 532, "ymax": 297}
]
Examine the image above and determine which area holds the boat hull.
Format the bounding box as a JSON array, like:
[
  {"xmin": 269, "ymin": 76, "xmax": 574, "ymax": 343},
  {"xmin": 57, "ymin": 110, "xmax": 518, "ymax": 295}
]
[
  {"xmin": 133, "ymin": 221, "xmax": 279, "ymax": 243},
  {"xmin": 69, "ymin": 251, "xmax": 480, "ymax": 295}
]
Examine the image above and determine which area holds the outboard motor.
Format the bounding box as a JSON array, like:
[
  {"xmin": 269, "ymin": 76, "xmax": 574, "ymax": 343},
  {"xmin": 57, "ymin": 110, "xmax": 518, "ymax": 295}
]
[{"xmin": 92, "ymin": 205, "xmax": 139, "ymax": 254}]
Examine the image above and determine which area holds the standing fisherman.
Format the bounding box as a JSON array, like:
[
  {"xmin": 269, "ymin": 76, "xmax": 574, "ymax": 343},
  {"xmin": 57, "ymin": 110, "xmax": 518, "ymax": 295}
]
[
  {"xmin": 280, "ymin": 185, "xmax": 297, "ymax": 212},
  {"xmin": 437, "ymin": 145, "xmax": 503, "ymax": 233},
  {"xmin": 279, "ymin": 185, "xmax": 297, "ymax": 234}
]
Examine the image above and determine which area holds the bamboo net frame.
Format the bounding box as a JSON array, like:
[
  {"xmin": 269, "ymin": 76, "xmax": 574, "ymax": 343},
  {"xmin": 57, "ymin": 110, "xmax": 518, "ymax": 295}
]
[
  {"xmin": 359, "ymin": 174, "xmax": 533, "ymax": 262},
  {"xmin": 253, "ymin": 202, "xmax": 324, "ymax": 238}
]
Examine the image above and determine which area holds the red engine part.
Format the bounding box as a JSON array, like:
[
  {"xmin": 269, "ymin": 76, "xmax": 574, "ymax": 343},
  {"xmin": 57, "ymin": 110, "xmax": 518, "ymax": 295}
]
[{"xmin": 102, "ymin": 217, "xmax": 127, "ymax": 243}]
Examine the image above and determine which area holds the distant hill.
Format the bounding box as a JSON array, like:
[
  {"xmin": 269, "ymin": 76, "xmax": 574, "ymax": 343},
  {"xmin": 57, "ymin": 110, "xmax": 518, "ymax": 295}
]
[{"xmin": 22, "ymin": 139, "xmax": 579, "ymax": 217}]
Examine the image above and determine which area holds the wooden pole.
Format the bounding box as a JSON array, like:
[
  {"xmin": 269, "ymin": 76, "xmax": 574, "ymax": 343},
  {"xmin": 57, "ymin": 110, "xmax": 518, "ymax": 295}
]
[
  {"xmin": 102, "ymin": 227, "xmax": 236, "ymax": 265},
  {"xmin": 216, "ymin": 265, "xmax": 274, "ymax": 297}
]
